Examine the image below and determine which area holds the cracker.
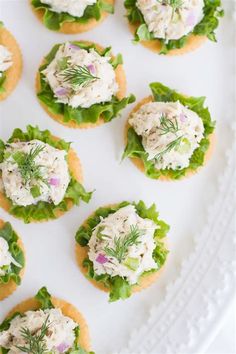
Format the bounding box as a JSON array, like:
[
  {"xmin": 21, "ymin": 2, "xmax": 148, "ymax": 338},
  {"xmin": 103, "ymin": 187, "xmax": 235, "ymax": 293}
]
[
  {"xmin": 35, "ymin": 41, "xmax": 127, "ymax": 129},
  {"xmin": 124, "ymin": 96, "xmax": 215, "ymax": 180},
  {"xmin": 2, "ymin": 296, "xmax": 90, "ymax": 351},
  {"xmin": 0, "ymin": 219, "xmax": 25, "ymax": 301},
  {"xmin": 0, "ymin": 27, "xmax": 22, "ymax": 101},
  {"xmin": 75, "ymin": 204, "xmax": 165, "ymax": 296},
  {"xmin": 129, "ymin": 22, "xmax": 207, "ymax": 56},
  {"xmin": 30, "ymin": 0, "xmax": 114, "ymax": 34},
  {"xmin": 0, "ymin": 136, "xmax": 83, "ymax": 222}
]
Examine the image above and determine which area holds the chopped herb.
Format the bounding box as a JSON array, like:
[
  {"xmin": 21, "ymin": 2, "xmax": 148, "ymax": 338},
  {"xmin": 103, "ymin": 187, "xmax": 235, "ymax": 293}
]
[
  {"xmin": 30, "ymin": 185, "xmax": 41, "ymax": 198},
  {"xmin": 155, "ymin": 135, "xmax": 183, "ymax": 162},
  {"xmin": 159, "ymin": 114, "xmax": 179, "ymax": 135},
  {"xmin": 104, "ymin": 225, "xmax": 145, "ymax": 263},
  {"xmin": 15, "ymin": 315, "xmax": 50, "ymax": 354},
  {"xmin": 60, "ymin": 65, "xmax": 99, "ymax": 89},
  {"xmin": 12, "ymin": 145, "xmax": 46, "ymax": 186}
]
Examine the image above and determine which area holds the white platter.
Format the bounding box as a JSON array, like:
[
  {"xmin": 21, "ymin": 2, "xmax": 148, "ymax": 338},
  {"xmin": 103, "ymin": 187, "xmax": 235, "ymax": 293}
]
[{"xmin": 0, "ymin": 1, "xmax": 235, "ymax": 353}]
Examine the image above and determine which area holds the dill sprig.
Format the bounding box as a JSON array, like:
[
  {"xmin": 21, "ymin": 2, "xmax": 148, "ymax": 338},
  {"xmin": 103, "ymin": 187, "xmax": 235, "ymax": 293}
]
[
  {"xmin": 159, "ymin": 114, "xmax": 179, "ymax": 135},
  {"xmin": 155, "ymin": 135, "xmax": 183, "ymax": 162},
  {"xmin": 104, "ymin": 225, "xmax": 145, "ymax": 263},
  {"xmin": 60, "ymin": 65, "xmax": 99, "ymax": 89},
  {"xmin": 12, "ymin": 145, "xmax": 45, "ymax": 186},
  {"xmin": 15, "ymin": 315, "xmax": 50, "ymax": 354}
]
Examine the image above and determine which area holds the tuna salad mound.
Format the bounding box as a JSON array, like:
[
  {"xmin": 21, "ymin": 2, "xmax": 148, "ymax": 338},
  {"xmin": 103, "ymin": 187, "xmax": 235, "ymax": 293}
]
[
  {"xmin": 31, "ymin": 0, "xmax": 114, "ymax": 32},
  {"xmin": 0, "ymin": 125, "xmax": 92, "ymax": 223},
  {"xmin": 0, "ymin": 22, "xmax": 22, "ymax": 100},
  {"xmin": 37, "ymin": 41, "xmax": 135, "ymax": 128},
  {"xmin": 0, "ymin": 221, "xmax": 25, "ymax": 297},
  {"xmin": 124, "ymin": 0, "xmax": 224, "ymax": 54},
  {"xmin": 0, "ymin": 287, "xmax": 93, "ymax": 353},
  {"xmin": 75, "ymin": 200, "xmax": 169, "ymax": 302},
  {"xmin": 123, "ymin": 82, "xmax": 215, "ymax": 180},
  {"xmin": 0, "ymin": 44, "xmax": 12, "ymax": 92}
]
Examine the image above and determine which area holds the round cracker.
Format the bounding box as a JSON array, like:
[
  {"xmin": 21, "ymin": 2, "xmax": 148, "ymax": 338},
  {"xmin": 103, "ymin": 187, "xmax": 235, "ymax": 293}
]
[
  {"xmin": 75, "ymin": 204, "xmax": 166, "ymax": 296},
  {"xmin": 0, "ymin": 219, "xmax": 25, "ymax": 301},
  {"xmin": 0, "ymin": 27, "xmax": 22, "ymax": 101},
  {"xmin": 0, "ymin": 135, "xmax": 83, "ymax": 222},
  {"xmin": 2, "ymin": 296, "xmax": 90, "ymax": 351},
  {"xmin": 128, "ymin": 22, "xmax": 207, "ymax": 56},
  {"xmin": 30, "ymin": 0, "xmax": 114, "ymax": 34},
  {"xmin": 35, "ymin": 41, "xmax": 127, "ymax": 129},
  {"xmin": 124, "ymin": 95, "xmax": 215, "ymax": 181}
]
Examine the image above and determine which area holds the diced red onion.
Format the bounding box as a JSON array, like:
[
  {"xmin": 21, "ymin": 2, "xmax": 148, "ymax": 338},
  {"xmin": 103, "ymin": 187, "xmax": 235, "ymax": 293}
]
[
  {"xmin": 49, "ymin": 177, "xmax": 60, "ymax": 187},
  {"xmin": 179, "ymin": 113, "xmax": 186, "ymax": 122},
  {"xmin": 186, "ymin": 12, "xmax": 196, "ymax": 26},
  {"xmin": 96, "ymin": 254, "xmax": 108, "ymax": 264},
  {"xmin": 87, "ymin": 64, "xmax": 96, "ymax": 75},
  {"xmin": 69, "ymin": 44, "xmax": 81, "ymax": 51},
  {"xmin": 56, "ymin": 342, "xmax": 70, "ymax": 353},
  {"xmin": 55, "ymin": 87, "xmax": 68, "ymax": 96}
]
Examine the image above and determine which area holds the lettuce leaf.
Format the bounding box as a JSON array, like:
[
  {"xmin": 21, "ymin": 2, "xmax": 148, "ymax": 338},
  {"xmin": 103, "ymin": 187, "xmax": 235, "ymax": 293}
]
[
  {"xmin": 35, "ymin": 286, "xmax": 54, "ymax": 309},
  {"xmin": 124, "ymin": 0, "xmax": 224, "ymax": 54},
  {"xmin": 0, "ymin": 126, "xmax": 92, "ymax": 223},
  {"xmin": 123, "ymin": 82, "xmax": 215, "ymax": 179},
  {"xmin": 31, "ymin": 0, "xmax": 114, "ymax": 31},
  {"xmin": 37, "ymin": 42, "xmax": 135, "ymax": 125},
  {"xmin": 75, "ymin": 201, "xmax": 169, "ymax": 302},
  {"xmin": 0, "ymin": 222, "xmax": 25, "ymax": 285},
  {"xmin": 0, "ymin": 72, "xmax": 6, "ymax": 93}
]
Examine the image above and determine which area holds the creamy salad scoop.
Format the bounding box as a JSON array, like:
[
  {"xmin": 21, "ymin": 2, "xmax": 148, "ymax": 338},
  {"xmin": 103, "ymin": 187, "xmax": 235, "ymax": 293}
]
[
  {"xmin": 37, "ymin": 41, "xmax": 134, "ymax": 128},
  {"xmin": 0, "ymin": 23, "xmax": 22, "ymax": 100},
  {"xmin": 0, "ymin": 221, "xmax": 25, "ymax": 301},
  {"xmin": 124, "ymin": 0, "xmax": 224, "ymax": 54},
  {"xmin": 123, "ymin": 82, "xmax": 215, "ymax": 180},
  {"xmin": 75, "ymin": 201, "xmax": 169, "ymax": 301},
  {"xmin": 42, "ymin": 42, "xmax": 118, "ymax": 109},
  {"xmin": 129, "ymin": 101, "xmax": 204, "ymax": 170},
  {"xmin": 0, "ymin": 44, "xmax": 12, "ymax": 78},
  {"xmin": 0, "ymin": 287, "xmax": 92, "ymax": 353},
  {"xmin": 0, "ymin": 126, "xmax": 92, "ymax": 223}
]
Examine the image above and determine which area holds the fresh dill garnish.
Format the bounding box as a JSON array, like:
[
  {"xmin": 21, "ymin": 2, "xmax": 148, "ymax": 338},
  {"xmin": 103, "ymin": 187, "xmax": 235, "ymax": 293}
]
[
  {"xmin": 60, "ymin": 65, "xmax": 99, "ymax": 89},
  {"xmin": 12, "ymin": 145, "xmax": 45, "ymax": 186},
  {"xmin": 104, "ymin": 225, "xmax": 145, "ymax": 263},
  {"xmin": 155, "ymin": 135, "xmax": 183, "ymax": 162},
  {"xmin": 15, "ymin": 315, "xmax": 50, "ymax": 354},
  {"xmin": 159, "ymin": 114, "xmax": 179, "ymax": 136}
]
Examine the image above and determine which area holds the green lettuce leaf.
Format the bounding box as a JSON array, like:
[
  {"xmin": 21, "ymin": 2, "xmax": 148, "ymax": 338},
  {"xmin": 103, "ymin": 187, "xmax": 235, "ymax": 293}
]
[
  {"xmin": 0, "ymin": 72, "xmax": 6, "ymax": 93},
  {"xmin": 123, "ymin": 82, "xmax": 215, "ymax": 179},
  {"xmin": 0, "ymin": 222, "xmax": 25, "ymax": 285},
  {"xmin": 124, "ymin": 0, "xmax": 224, "ymax": 54},
  {"xmin": 37, "ymin": 42, "xmax": 135, "ymax": 125},
  {"xmin": 35, "ymin": 286, "xmax": 54, "ymax": 309},
  {"xmin": 31, "ymin": 0, "xmax": 114, "ymax": 31},
  {"xmin": 75, "ymin": 201, "xmax": 169, "ymax": 302},
  {"xmin": 0, "ymin": 125, "xmax": 92, "ymax": 223}
]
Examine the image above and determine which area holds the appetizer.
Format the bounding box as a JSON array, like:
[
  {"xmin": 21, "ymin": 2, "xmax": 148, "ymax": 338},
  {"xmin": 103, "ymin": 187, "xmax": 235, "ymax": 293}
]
[
  {"xmin": 124, "ymin": 0, "xmax": 224, "ymax": 55},
  {"xmin": 75, "ymin": 201, "xmax": 169, "ymax": 302},
  {"xmin": 0, "ymin": 287, "xmax": 93, "ymax": 353},
  {"xmin": 36, "ymin": 41, "xmax": 135, "ymax": 129},
  {"xmin": 0, "ymin": 220, "xmax": 25, "ymax": 301},
  {"xmin": 123, "ymin": 82, "xmax": 215, "ymax": 180},
  {"xmin": 0, "ymin": 22, "xmax": 22, "ymax": 100},
  {"xmin": 0, "ymin": 125, "xmax": 92, "ymax": 223},
  {"xmin": 31, "ymin": 0, "xmax": 114, "ymax": 34}
]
